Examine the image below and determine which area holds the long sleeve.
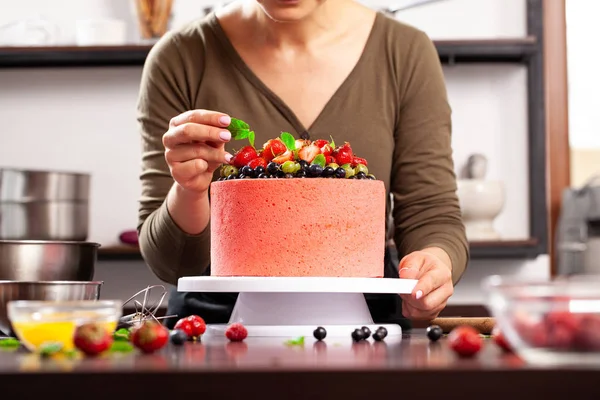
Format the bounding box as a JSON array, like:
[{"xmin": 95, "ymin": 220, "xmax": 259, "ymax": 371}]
[
  {"xmin": 136, "ymin": 31, "xmax": 211, "ymax": 286},
  {"xmin": 391, "ymin": 30, "xmax": 469, "ymax": 284}
]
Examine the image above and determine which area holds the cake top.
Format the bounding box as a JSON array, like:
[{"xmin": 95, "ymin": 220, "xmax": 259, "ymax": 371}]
[{"xmin": 218, "ymin": 118, "xmax": 376, "ymax": 181}]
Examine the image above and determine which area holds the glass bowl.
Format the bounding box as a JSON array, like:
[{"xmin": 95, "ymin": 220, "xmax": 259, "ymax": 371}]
[
  {"xmin": 483, "ymin": 275, "xmax": 600, "ymax": 366},
  {"xmin": 7, "ymin": 300, "xmax": 122, "ymax": 352}
]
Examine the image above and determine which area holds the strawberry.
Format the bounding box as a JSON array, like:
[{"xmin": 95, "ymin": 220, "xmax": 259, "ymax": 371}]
[
  {"xmin": 174, "ymin": 315, "xmax": 206, "ymax": 340},
  {"xmin": 230, "ymin": 146, "xmax": 258, "ymax": 168},
  {"xmin": 130, "ymin": 321, "xmax": 169, "ymax": 354},
  {"xmin": 334, "ymin": 143, "xmax": 353, "ymax": 165},
  {"xmin": 448, "ymin": 326, "xmax": 482, "ymax": 357},
  {"xmin": 262, "ymin": 138, "xmax": 287, "ymax": 161},
  {"xmin": 492, "ymin": 326, "xmax": 512, "ymax": 353},
  {"xmin": 295, "ymin": 139, "xmax": 310, "ymax": 149},
  {"xmin": 352, "ymin": 156, "xmax": 368, "ymax": 167},
  {"xmin": 272, "ymin": 150, "xmax": 294, "ymax": 164},
  {"xmin": 225, "ymin": 323, "xmax": 248, "ymax": 342},
  {"xmin": 573, "ymin": 314, "xmax": 600, "ymax": 351},
  {"xmin": 544, "ymin": 311, "xmax": 580, "ymax": 349},
  {"xmin": 73, "ymin": 322, "xmax": 113, "ymax": 356},
  {"xmin": 320, "ymin": 144, "xmax": 333, "ymax": 157},
  {"xmin": 298, "ymin": 143, "xmax": 321, "ymax": 163},
  {"xmin": 325, "ymin": 156, "xmax": 336, "ymax": 165},
  {"xmin": 312, "ymin": 139, "xmax": 329, "ymax": 148},
  {"xmin": 248, "ymin": 157, "xmax": 268, "ymax": 170}
]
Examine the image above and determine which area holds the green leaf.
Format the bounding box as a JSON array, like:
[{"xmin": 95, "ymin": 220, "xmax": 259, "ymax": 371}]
[
  {"xmin": 248, "ymin": 130, "xmax": 255, "ymax": 148},
  {"xmin": 280, "ymin": 132, "xmax": 296, "ymax": 151},
  {"xmin": 329, "ymin": 136, "xmax": 335, "ymax": 149},
  {"xmin": 39, "ymin": 342, "xmax": 63, "ymax": 357},
  {"xmin": 113, "ymin": 328, "xmax": 130, "ymax": 342},
  {"xmin": 0, "ymin": 338, "xmax": 20, "ymax": 349},
  {"xmin": 227, "ymin": 117, "xmax": 249, "ymax": 135},
  {"xmin": 284, "ymin": 336, "xmax": 305, "ymax": 346},
  {"xmin": 109, "ymin": 341, "xmax": 134, "ymax": 353},
  {"xmin": 311, "ymin": 154, "xmax": 326, "ymax": 167}
]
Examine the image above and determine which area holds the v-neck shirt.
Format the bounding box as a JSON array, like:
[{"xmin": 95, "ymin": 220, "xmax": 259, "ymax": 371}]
[{"xmin": 136, "ymin": 11, "xmax": 469, "ymax": 324}]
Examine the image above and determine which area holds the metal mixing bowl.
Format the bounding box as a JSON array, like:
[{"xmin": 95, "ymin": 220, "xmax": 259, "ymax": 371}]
[
  {"xmin": 0, "ymin": 281, "xmax": 103, "ymax": 336},
  {"xmin": 0, "ymin": 240, "xmax": 99, "ymax": 281}
]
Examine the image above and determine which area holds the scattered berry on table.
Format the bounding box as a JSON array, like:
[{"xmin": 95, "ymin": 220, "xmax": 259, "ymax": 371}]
[
  {"xmin": 361, "ymin": 326, "xmax": 371, "ymax": 339},
  {"xmin": 492, "ymin": 326, "xmax": 512, "ymax": 353},
  {"xmin": 225, "ymin": 323, "xmax": 248, "ymax": 342},
  {"xmin": 170, "ymin": 329, "xmax": 188, "ymax": 346},
  {"xmin": 448, "ymin": 326, "xmax": 483, "ymax": 357},
  {"xmin": 372, "ymin": 327, "xmax": 388, "ymax": 342},
  {"xmin": 313, "ymin": 326, "xmax": 327, "ymax": 341},
  {"xmin": 130, "ymin": 321, "xmax": 169, "ymax": 354},
  {"xmin": 426, "ymin": 325, "xmax": 443, "ymax": 342},
  {"xmin": 352, "ymin": 328, "xmax": 365, "ymax": 342},
  {"xmin": 73, "ymin": 322, "xmax": 113, "ymax": 356}
]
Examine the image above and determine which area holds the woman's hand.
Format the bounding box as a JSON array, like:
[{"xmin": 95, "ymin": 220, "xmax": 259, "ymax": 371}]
[
  {"xmin": 398, "ymin": 247, "xmax": 454, "ymax": 320},
  {"xmin": 162, "ymin": 109, "xmax": 233, "ymax": 195}
]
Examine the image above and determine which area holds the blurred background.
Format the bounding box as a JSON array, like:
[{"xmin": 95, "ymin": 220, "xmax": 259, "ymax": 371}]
[{"xmin": 0, "ymin": 0, "xmax": 591, "ymax": 316}]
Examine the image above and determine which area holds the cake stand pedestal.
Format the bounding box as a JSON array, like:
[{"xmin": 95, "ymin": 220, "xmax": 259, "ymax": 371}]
[{"xmin": 177, "ymin": 277, "xmax": 418, "ymax": 338}]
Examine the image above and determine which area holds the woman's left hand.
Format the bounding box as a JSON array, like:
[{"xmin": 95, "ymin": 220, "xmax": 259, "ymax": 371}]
[{"xmin": 398, "ymin": 248, "xmax": 454, "ymax": 320}]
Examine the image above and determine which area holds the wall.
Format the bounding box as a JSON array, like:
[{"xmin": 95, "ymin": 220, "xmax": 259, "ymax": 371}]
[
  {"xmin": 0, "ymin": 0, "xmax": 549, "ymax": 308},
  {"xmin": 566, "ymin": 0, "xmax": 600, "ymax": 187}
]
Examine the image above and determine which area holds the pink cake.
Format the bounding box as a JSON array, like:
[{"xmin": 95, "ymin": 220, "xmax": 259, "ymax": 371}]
[{"xmin": 210, "ymin": 178, "xmax": 386, "ymax": 277}]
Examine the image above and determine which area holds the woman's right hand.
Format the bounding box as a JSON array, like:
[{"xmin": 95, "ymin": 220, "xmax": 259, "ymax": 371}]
[{"xmin": 162, "ymin": 109, "xmax": 233, "ymax": 195}]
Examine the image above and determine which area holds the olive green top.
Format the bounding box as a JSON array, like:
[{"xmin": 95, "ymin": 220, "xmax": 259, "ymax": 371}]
[{"xmin": 136, "ymin": 12, "xmax": 469, "ymax": 287}]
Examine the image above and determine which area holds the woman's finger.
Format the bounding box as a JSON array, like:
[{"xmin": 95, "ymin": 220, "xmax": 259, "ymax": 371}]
[
  {"xmin": 410, "ymin": 263, "xmax": 452, "ymax": 300},
  {"xmin": 163, "ymin": 123, "xmax": 231, "ymax": 148},
  {"xmin": 403, "ymin": 281, "xmax": 453, "ymax": 313},
  {"xmin": 165, "ymin": 143, "xmax": 231, "ymax": 164},
  {"xmin": 170, "ymin": 109, "xmax": 231, "ymax": 129},
  {"xmin": 170, "ymin": 159, "xmax": 210, "ymax": 184},
  {"xmin": 402, "ymin": 299, "xmax": 447, "ymax": 321}
]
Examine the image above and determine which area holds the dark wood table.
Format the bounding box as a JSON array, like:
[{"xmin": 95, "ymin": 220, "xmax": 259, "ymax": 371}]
[{"xmin": 0, "ymin": 330, "xmax": 598, "ymax": 398}]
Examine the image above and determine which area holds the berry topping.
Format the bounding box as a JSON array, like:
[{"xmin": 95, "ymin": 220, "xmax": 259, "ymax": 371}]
[
  {"xmin": 313, "ymin": 326, "xmax": 327, "ymax": 341},
  {"xmin": 218, "ymin": 118, "xmax": 377, "ymax": 181},
  {"xmin": 426, "ymin": 325, "xmax": 443, "ymax": 342},
  {"xmin": 225, "ymin": 323, "xmax": 248, "ymax": 342},
  {"xmin": 230, "ymin": 145, "xmax": 258, "ymax": 168}
]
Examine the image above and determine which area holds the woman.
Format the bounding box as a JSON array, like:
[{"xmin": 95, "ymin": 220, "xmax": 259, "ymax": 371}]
[{"xmin": 137, "ymin": 0, "xmax": 469, "ymax": 329}]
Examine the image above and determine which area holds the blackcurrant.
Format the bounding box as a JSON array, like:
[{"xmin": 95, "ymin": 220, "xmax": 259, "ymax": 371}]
[
  {"xmin": 170, "ymin": 329, "xmax": 187, "ymax": 345},
  {"xmin": 267, "ymin": 162, "xmax": 280, "ymax": 175},
  {"xmin": 351, "ymin": 328, "xmax": 365, "ymax": 342},
  {"xmin": 308, "ymin": 164, "xmax": 324, "ymax": 177},
  {"xmin": 240, "ymin": 166, "xmax": 254, "ymax": 177},
  {"xmin": 426, "ymin": 325, "xmax": 443, "ymax": 342},
  {"xmin": 322, "ymin": 166, "xmax": 335, "ymax": 177},
  {"xmin": 334, "ymin": 167, "xmax": 346, "ymax": 179},
  {"xmin": 361, "ymin": 326, "xmax": 371, "ymax": 339},
  {"xmin": 313, "ymin": 326, "xmax": 327, "ymax": 341}
]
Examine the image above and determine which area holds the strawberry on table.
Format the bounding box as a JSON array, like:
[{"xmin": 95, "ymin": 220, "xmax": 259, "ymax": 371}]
[
  {"xmin": 230, "ymin": 145, "xmax": 258, "ymax": 168},
  {"xmin": 448, "ymin": 326, "xmax": 483, "ymax": 357},
  {"xmin": 130, "ymin": 321, "xmax": 169, "ymax": 353},
  {"xmin": 174, "ymin": 315, "xmax": 206, "ymax": 340},
  {"xmin": 73, "ymin": 322, "xmax": 113, "ymax": 356}
]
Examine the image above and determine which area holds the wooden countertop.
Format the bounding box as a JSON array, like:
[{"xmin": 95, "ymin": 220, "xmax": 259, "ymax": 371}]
[{"xmin": 0, "ymin": 330, "xmax": 598, "ymax": 398}]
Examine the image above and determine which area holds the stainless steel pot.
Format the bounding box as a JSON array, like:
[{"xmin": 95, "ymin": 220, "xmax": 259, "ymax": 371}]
[
  {"xmin": 0, "ymin": 280, "xmax": 102, "ymax": 336},
  {"xmin": 0, "ymin": 168, "xmax": 90, "ymax": 202},
  {"xmin": 0, "ymin": 168, "xmax": 90, "ymax": 240},
  {"xmin": 0, "ymin": 240, "xmax": 99, "ymax": 281}
]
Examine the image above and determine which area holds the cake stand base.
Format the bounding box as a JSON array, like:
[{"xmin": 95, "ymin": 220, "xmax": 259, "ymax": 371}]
[{"xmin": 177, "ymin": 277, "xmax": 417, "ymax": 338}]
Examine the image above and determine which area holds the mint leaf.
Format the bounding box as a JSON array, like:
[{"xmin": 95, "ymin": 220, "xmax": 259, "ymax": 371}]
[
  {"xmin": 39, "ymin": 341, "xmax": 63, "ymax": 357},
  {"xmin": 113, "ymin": 328, "xmax": 130, "ymax": 342},
  {"xmin": 227, "ymin": 117, "xmax": 249, "ymax": 135},
  {"xmin": 0, "ymin": 338, "xmax": 20, "ymax": 349},
  {"xmin": 284, "ymin": 336, "xmax": 305, "ymax": 346},
  {"xmin": 330, "ymin": 136, "xmax": 335, "ymax": 149},
  {"xmin": 109, "ymin": 341, "xmax": 134, "ymax": 353},
  {"xmin": 311, "ymin": 154, "xmax": 326, "ymax": 167},
  {"xmin": 280, "ymin": 132, "xmax": 296, "ymax": 151},
  {"xmin": 248, "ymin": 130, "xmax": 255, "ymax": 148}
]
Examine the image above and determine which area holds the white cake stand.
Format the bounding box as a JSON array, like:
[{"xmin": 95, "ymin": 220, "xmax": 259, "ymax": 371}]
[{"xmin": 177, "ymin": 277, "xmax": 418, "ymax": 338}]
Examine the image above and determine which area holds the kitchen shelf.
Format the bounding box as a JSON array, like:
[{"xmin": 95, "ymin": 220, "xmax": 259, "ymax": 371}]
[
  {"xmin": 98, "ymin": 239, "xmax": 541, "ymax": 262},
  {"xmin": 0, "ymin": 37, "xmax": 537, "ymax": 69}
]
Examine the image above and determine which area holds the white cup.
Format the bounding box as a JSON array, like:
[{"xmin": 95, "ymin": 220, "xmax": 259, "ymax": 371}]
[{"xmin": 75, "ymin": 19, "xmax": 126, "ymax": 46}]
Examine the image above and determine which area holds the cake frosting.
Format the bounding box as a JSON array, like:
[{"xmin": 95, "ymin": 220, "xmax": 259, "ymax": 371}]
[{"xmin": 210, "ymin": 178, "xmax": 386, "ymax": 277}]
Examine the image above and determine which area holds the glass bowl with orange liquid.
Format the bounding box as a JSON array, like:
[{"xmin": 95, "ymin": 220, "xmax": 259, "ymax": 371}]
[{"xmin": 7, "ymin": 300, "xmax": 122, "ymax": 352}]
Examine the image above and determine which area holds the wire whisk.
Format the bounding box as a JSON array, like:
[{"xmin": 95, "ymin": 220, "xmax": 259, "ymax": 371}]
[{"xmin": 118, "ymin": 285, "xmax": 177, "ymax": 329}]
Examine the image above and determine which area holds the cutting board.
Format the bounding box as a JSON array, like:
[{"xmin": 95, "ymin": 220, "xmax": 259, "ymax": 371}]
[{"xmin": 429, "ymin": 317, "xmax": 496, "ymax": 334}]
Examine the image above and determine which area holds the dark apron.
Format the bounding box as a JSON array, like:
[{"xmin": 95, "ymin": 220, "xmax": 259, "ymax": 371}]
[{"xmin": 165, "ymin": 246, "xmax": 411, "ymax": 331}]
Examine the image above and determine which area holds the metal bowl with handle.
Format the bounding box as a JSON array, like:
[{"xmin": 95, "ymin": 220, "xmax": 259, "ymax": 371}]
[
  {"xmin": 0, "ymin": 280, "xmax": 103, "ymax": 336},
  {"xmin": 0, "ymin": 240, "xmax": 99, "ymax": 281}
]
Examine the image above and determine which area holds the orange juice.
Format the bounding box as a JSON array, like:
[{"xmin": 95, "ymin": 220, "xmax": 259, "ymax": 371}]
[{"xmin": 13, "ymin": 320, "xmax": 117, "ymax": 352}]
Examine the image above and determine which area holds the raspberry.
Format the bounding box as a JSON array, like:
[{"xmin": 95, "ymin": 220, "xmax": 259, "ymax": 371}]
[{"xmin": 225, "ymin": 323, "xmax": 248, "ymax": 342}]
